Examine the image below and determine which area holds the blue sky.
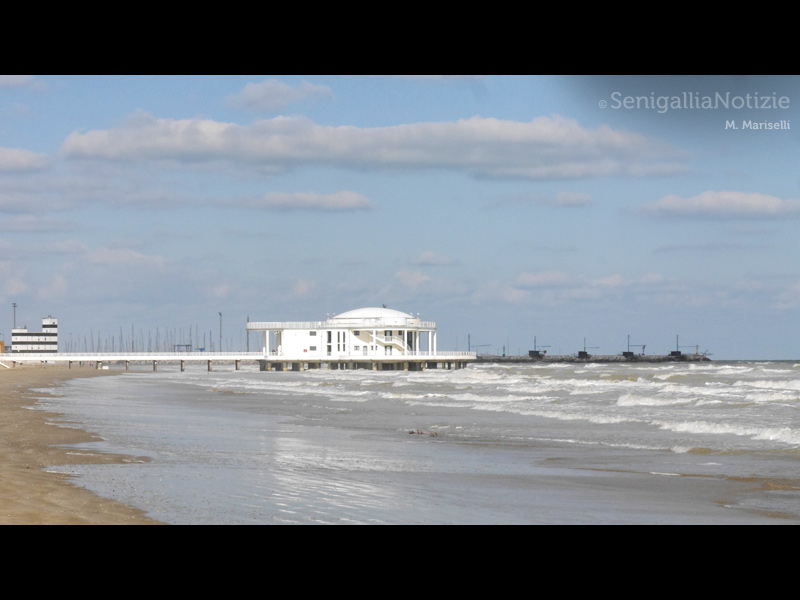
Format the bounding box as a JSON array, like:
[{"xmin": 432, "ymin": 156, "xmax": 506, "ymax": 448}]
[{"xmin": 1, "ymin": 74, "xmax": 799, "ymax": 359}]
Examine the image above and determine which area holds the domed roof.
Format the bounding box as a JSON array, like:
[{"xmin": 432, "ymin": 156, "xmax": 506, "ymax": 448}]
[
  {"xmin": 327, "ymin": 307, "xmax": 421, "ymax": 327},
  {"xmin": 332, "ymin": 307, "xmax": 413, "ymax": 320}
]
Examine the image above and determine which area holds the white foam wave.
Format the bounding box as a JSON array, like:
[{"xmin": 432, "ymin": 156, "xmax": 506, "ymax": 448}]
[
  {"xmin": 616, "ymin": 393, "xmax": 692, "ymax": 407},
  {"xmin": 656, "ymin": 419, "xmax": 800, "ymax": 446},
  {"xmin": 734, "ymin": 379, "xmax": 800, "ymax": 392},
  {"xmin": 744, "ymin": 391, "xmax": 796, "ymax": 403}
]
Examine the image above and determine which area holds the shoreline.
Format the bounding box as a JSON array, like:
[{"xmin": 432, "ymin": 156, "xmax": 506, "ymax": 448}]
[
  {"xmin": 2, "ymin": 362, "xmax": 794, "ymax": 524},
  {"xmin": 0, "ymin": 364, "xmax": 161, "ymax": 525}
]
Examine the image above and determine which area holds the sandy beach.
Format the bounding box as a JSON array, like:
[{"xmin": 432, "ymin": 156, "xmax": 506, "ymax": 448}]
[
  {"xmin": 0, "ymin": 363, "xmax": 160, "ymax": 525},
  {"xmin": 3, "ymin": 360, "xmax": 798, "ymax": 524}
]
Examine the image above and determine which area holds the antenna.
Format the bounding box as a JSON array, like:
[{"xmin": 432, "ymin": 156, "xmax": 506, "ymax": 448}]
[
  {"xmin": 578, "ymin": 337, "xmax": 599, "ymax": 359},
  {"xmin": 583, "ymin": 338, "xmax": 599, "ymax": 352},
  {"xmin": 533, "ymin": 336, "xmax": 551, "ymax": 352},
  {"xmin": 625, "ymin": 334, "xmax": 646, "ymax": 356},
  {"xmin": 675, "ymin": 334, "xmax": 702, "ymax": 355},
  {"xmin": 529, "ymin": 335, "xmax": 551, "ymax": 359},
  {"xmin": 670, "ymin": 334, "xmax": 702, "ymax": 357}
]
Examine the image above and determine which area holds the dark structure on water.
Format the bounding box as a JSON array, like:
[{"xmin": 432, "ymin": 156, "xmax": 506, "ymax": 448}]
[{"xmin": 479, "ymin": 352, "xmax": 711, "ymax": 364}]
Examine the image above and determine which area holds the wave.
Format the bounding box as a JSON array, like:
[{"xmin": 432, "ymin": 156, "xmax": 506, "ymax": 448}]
[
  {"xmin": 734, "ymin": 379, "xmax": 800, "ymax": 392},
  {"xmin": 655, "ymin": 419, "xmax": 800, "ymax": 446},
  {"xmin": 616, "ymin": 393, "xmax": 694, "ymax": 407}
]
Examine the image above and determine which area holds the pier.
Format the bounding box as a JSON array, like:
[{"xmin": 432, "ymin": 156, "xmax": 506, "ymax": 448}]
[
  {"xmin": 0, "ymin": 307, "xmax": 476, "ymax": 372},
  {"xmin": 0, "ymin": 350, "xmax": 475, "ymax": 372}
]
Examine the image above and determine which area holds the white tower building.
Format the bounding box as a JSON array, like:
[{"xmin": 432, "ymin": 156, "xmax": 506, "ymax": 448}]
[{"xmin": 11, "ymin": 316, "xmax": 58, "ymax": 353}]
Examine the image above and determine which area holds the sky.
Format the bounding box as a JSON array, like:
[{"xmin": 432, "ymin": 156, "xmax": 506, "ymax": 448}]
[{"xmin": 1, "ymin": 74, "xmax": 799, "ymax": 359}]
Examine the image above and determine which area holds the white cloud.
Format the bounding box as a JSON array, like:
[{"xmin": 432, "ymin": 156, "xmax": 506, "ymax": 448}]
[
  {"xmin": 292, "ymin": 279, "xmax": 316, "ymax": 298},
  {"xmin": 207, "ymin": 283, "xmax": 232, "ymax": 301},
  {"xmin": 61, "ymin": 114, "xmax": 686, "ymax": 180},
  {"xmin": 0, "ymin": 261, "xmax": 27, "ymax": 296},
  {"xmin": 226, "ymin": 79, "xmax": 333, "ymax": 113},
  {"xmin": 88, "ymin": 247, "xmax": 167, "ymax": 268},
  {"xmin": 0, "ymin": 214, "xmax": 75, "ymax": 233},
  {"xmin": 494, "ymin": 191, "xmax": 594, "ymax": 208},
  {"xmin": 0, "ymin": 146, "xmax": 49, "ymax": 172},
  {"xmin": 642, "ymin": 191, "xmax": 800, "ymax": 218},
  {"xmin": 411, "ymin": 251, "xmax": 457, "ymax": 266},
  {"xmin": 550, "ymin": 192, "xmax": 594, "ymax": 207},
  {"xmin": 508, "ymin": 271, "xmax": 677, "ymax": 306},
  {"xmin": 37, "ymin": 274, "xmax": 68, "ymax": 300},
  {"xmin": 516, "ymin": 270, "xmax": 571, "ymax": 287},
  {"xmin": 394, "ymin": 268, "xmax": 431, "ymax": 288},
  {"xmin": 237, "ymin": 190, "xmax": 373, "ymax": 211},
  {"xmin": 0, "ymin": 75, "xmax": 46, "ymax": 90},
  {"xmin": 589, "ymin": 274, "xmax": 625, "ymax": 287}
]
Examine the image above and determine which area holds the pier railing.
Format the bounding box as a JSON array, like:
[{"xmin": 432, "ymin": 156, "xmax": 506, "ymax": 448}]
[{"xmin": 2, "ymin": 350, "xmax": 475, "ymax": 361}]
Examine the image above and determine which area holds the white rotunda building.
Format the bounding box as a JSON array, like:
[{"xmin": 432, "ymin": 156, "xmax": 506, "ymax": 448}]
[{"xmin": 246, "ymin": 307, "xmax": 474, "ymax": 371}]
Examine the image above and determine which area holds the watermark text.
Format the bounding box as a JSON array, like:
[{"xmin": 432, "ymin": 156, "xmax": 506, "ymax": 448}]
[{"xmin": 600, "ymin": 91, "xmax": 790, "ymax": 114}]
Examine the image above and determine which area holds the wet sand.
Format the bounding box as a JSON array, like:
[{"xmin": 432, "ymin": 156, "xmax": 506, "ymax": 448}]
[
  {"xmin": 2, "ymin": 362, "xmax": 794, "ymax": 524},
  {"xmin": 0, "ymin": 363, "xmax": 160, "ymax": 525}
]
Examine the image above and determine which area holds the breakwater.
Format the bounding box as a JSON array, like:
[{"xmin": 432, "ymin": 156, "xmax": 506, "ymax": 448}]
[{"xmin": 477, "ymin": 353, "xmax": 711, "ymax": 364}]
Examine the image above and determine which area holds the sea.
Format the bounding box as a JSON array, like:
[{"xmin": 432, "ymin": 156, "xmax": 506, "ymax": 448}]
[{"xmin": 33, "ymin": 360, "xmax": 800, "ymax": 524}]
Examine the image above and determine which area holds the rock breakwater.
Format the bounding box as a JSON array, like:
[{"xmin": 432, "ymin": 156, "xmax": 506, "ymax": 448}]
[{"xmin": 477, "ymin": 354, "xmax": 711, "ymax": 364}]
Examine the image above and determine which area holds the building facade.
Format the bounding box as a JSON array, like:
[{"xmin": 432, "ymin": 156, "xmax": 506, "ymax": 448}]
[
  {"xmin": 247, "ymin": 307, "xmax": 438, "ymax": 359},
  {"xmin": 11, "ymin": 317, "xmax": 58, "ymax": 353}
]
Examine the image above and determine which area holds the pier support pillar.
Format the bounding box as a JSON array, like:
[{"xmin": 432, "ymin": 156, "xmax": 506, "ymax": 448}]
[
  {"xmin": 125, "ymin": 360, "xmax": 130, "ymax": 371},
  {"xmin": 96, "ymin": 361, "xmax": 102, "ymax": 370},
  {"xmin": 207, "ymin": 360, "xmax": 213, "ymax": 372},
  {"xmin": 235, "ymin": 360, "xmax": 240, "ymax": 371},
  {"xmin": 153, "ymin": 361, "xmax": 158, "ymax": 372},
  {"xmin": 68, "ymin": 361, "xmax": 72, "ymax": 369},
  {"xmin": 259, "ymin": 360, "xmax": 267, "ymax": 372},
  {"xmin": 180, "ymin": 360, "xmax": 185, "ymax": 372}
]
